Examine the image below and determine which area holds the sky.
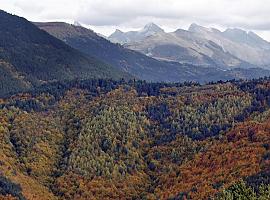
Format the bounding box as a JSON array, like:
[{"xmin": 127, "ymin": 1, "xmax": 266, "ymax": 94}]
[{"xmin": 2, "ymin": 0, "xmax": 270, "ymax": 40}]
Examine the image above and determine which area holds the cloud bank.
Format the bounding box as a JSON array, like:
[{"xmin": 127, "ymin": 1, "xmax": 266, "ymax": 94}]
[{"xmin": 1, "ymin": 0, "xmax": 270, "ymax": 39}]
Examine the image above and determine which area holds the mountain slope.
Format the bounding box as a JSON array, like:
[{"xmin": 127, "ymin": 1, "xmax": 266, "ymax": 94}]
[
  {"xmin": 35, "ymin": 22, "xmax": 270, "ymax": 83},
  {"xmin": 188, "ymin": 24, "xmax": 270, "ymax": 67},
  {"xmin": 0, "ymin": 10, "xmax": 128, "ymax": 96},
  {"xmin": 125, "ymin": 29, "xmax": 250, "ymax": 69},
  {"xmin": 36, "ymin": 22, "xmax": 196, "ymax": 82}
]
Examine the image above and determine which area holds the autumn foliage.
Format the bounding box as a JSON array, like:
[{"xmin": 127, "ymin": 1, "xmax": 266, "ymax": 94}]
[{"xmin": 0, "ymin": 78, "xmax": 269, "ymax": 199}]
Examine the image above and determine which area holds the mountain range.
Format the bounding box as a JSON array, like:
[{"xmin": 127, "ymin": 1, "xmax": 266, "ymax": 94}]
[
  {"xmin": 1, "ymin": 10, "xmax": 270, "ymax": 97},
  {"xmin": 35, "ymin": 22, "xmax": 270, "ymax": 83},
  {"xmin": 109, "ymin": 23, "xmax": 270, "ymax": 70}
]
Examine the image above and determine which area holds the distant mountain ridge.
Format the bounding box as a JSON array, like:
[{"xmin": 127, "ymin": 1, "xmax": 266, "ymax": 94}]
[
  {"xmin": 0, "ymin": 10, "xmax": 129, "ymax": 96},
  {"xmin": 109, "ymin": 23, "xmax": 270, "ymax": 70},
  {"xmin": 36, "ymin": 22, "xmax": 270, "ymax": 84},
  {"xmin": 187, "ymin": 24, "xmax": 270, "ymax": 66},
  {"xmin": 109, "ymin": 22, "xmax": 165, "ymax": 44}
]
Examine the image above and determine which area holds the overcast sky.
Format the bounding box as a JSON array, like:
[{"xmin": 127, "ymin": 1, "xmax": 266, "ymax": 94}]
[{"xmin": 2, "ymin": 0, "xmax": 270, "ymax": 40}]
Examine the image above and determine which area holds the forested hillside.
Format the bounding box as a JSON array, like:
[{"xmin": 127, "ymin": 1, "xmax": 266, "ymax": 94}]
[
  {"xmin": 0, "ymin": 77, "xmax": 269, "ymax": 199},
  {"xmin": 0, "ymin": 10, "xmax": 129, "ymax": 97}
]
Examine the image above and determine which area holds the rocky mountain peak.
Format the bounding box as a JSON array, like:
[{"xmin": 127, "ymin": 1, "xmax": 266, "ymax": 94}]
[{"xmin": 141, "ymin": 22, "xmax": 164, "ymax": 33}]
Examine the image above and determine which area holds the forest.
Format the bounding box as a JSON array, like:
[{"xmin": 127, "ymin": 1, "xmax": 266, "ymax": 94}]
[{"xmin": 0, "ymin": 77, "xmax": 269, "ymax": 200}]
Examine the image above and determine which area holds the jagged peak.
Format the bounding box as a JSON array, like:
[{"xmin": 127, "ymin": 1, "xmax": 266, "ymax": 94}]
[
  {"xmin": 114, "ymin": 29, "xmax": 123, "ymax": 34},
  {"xmin": 141, "ymin": 22, "xmax": 164, "ymax": 33},
  {"xmin": 188, "ymin": 23, "xmax": 211, "ymax": 33},
  {"xmin": 109, "ymin": 29, "xmax": 124, "ymax": 39},
  {"xmin": 189, "ymin": 23, "xmax": 201, "ymax": 29},
  {"xmin": 144, "ymin": 22, "xmax": 159, "ymax": 28}
]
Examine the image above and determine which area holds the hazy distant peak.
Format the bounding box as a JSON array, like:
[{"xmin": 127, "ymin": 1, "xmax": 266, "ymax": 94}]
[
  {"xmin": 247, "ymin": 31, "xmax": 270, "ymax": 47},
  {"xmin": 114, "ymin": 29, "xmax": 123, "ymax": 34},
  {"xmin": 188, "ymin": 23, "xmax": 204, "ymax": 31},
  {"xmin": 223, "ymin": 28, "xmax": 251, "ymax": 43},
  {"xmin": 108, "ymin": 29, "xmax": 127, "ymax": 43},
  {"xmin": 73, "ymin": 21, "xmax": 82, "ymax": 27},
  {"xmin": 248, "ymin": 31, "xmax": 264, "ymax": 40},
  {"xmin": 224, "ymin": 28, "xmax": 247, "ymax": 35},
  {"xmin": 141, "ymin": 22, "xmax": 164, "ymax": 33},
  {"xmin": 144, "ymin": 22, "xmax": 159, "ymax": 28},
  {"xmin": 210, "ymin": 27, "xmax": 221, "ymax": 33},
  {"xmin": 174, "ymin": 28, "xmax": 189, "ymax": 33},
  {"xmin": 188, "ymin": 23, "xmax": 200, "ymax": 29},
  {"xmin": 223, "ymin": 28, "xmax": 270, "ymax": 45},
  {"xmin": 188, "ymin": 23, "xmax": 212, "ymax": 33},
  {"xmin": 110, "ymin": 29, "xmax": 124, "ymax": 38}
]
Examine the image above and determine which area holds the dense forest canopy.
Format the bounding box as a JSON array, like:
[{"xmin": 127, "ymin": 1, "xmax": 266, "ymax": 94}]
[{"xmin": 0, "ymin": 77, "xmax": 269, "ymax": 199}]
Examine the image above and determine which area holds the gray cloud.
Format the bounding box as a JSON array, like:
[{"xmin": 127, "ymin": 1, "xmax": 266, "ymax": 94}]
[{"xmin": 1, "ymin": 0, "xmax": 270, "ymax": 39}]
